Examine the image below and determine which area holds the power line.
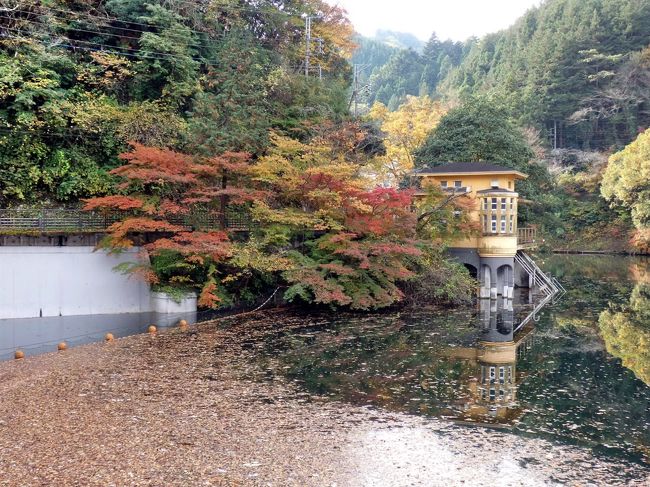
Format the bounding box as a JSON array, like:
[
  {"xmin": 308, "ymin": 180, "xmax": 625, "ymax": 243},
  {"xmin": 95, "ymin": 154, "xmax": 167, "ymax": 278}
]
[
  {"xmin": 0, "ymin": 10, "xmax": 222, "ymax": 51},
  {"xmin": 1, "ymin": 5, "xmax": 297, "ymax": 51},
  {"xmin": 1, "ymin": 28, "xmax": 224, "ymax": 65}
]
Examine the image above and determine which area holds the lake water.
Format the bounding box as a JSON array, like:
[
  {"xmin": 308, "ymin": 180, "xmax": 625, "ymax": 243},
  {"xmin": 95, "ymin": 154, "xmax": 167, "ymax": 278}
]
[{"xmin": 242, "ymin": 255, "xmax": 650, "ymax": 467}]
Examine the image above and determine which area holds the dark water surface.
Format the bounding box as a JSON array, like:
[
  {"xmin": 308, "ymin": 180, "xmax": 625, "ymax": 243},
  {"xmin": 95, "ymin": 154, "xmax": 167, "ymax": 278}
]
[
  {"xmin": 245, "ymin": 255, "xmax": 650, "ymax": 467},
  {"xmin": 0, "ymin": 311, "xmax": 200, "ymax": 361}
]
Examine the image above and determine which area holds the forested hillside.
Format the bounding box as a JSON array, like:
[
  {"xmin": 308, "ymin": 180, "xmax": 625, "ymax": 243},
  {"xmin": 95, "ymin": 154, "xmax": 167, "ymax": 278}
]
[
  {"xmin": 0, "ymin": 0, "xmax": 354, "ymax": 203},
  {"xmin": 442, "ymin": 0, "xmax": 650, "ymax": 150},
  {"xmin": 355, "ymin": 33, "xmax": 468, "ymax": 109},
  {"xmin": 355, "ymin": 0, "xmax": 650, "ymax": 150}
]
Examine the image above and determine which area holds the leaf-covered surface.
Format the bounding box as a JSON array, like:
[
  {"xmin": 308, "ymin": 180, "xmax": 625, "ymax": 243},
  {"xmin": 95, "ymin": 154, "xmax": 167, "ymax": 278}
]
[{"xmin": 0, "ymin": 305, "xmax": 649, "ymax": 486}]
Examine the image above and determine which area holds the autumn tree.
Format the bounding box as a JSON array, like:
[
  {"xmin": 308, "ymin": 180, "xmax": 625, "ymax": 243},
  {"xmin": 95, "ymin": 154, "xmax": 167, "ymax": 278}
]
[
  {"xmin": 601, "ymin": 128, "xmax": 650, "ymax": 252},
  {"xmin": 368, "ymin": 96, "xmax": 447, "ymax": 185},
  {"xmin": 250, "ymin": 132, "xmax": 423, "ymax": 310},
  {"xmin": 83, "ymin": 143, "xmax": 261, "ymax": 307}
]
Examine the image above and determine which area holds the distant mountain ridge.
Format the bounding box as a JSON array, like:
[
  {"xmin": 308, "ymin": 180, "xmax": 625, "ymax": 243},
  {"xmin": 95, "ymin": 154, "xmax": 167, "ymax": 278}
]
[{"xmin": 372, "ymin": 29, "xmax": 425, "ymax": 52}]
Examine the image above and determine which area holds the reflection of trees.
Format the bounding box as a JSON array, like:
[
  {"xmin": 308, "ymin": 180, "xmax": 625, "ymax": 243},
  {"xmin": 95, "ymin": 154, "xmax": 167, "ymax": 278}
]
[{"xmin": 599, "ymin": 284, "xmax": 650, "ymax": 385}]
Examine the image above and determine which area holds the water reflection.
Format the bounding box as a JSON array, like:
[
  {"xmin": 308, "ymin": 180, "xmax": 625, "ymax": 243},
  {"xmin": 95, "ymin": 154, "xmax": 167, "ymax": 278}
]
[
  {"xmin": 430, "ymin": 297, "xmax": 537, "ymax": 427},
  {"xmin": 0, "ymin": 311, "xmax": 198, "ymax": 361},
  {"xmin": 598, "ymin": 261, "xmax": 650, "ymax": 386}
]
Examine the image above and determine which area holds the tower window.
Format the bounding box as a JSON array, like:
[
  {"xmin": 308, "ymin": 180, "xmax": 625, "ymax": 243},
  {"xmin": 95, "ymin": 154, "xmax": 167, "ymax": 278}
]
[
  {"xmin": 491, "ymin": 215, "xmax": 497, "ymax": 233},
  {"xmin": 510, "ymin": 198, "xmax": 514, "ymax": 210},
  {"xmin": 482, "ymin": 215, "xmax": 488, "ymax": 232},
  {"xmin": 483, "ymin": 198, "xmax": 488, "ymax": 211},
  {"xmin": 501, "ymin": 198, "xmax": 507, "ymax": 211},
  {"xmin": 500, "ymin": 215, "xmax": 507, "ymax": 233},
  {"xmin": 440, "ymin": 180, "xmax": 448, "ymax": 188},
  {"xmin": 509, "ymin": 215, "xmax": 514, "ymax": 233},
  {"xmin": 454, "ymin": 180, "xmax": 462, "ymax": 188},
  {"xmin": 508, "ymin": 181, "xmax": 512, "ymax": 189},
  {"xmin": 491, "ymin": 198, "xmax": 498, "ymax": 210}
]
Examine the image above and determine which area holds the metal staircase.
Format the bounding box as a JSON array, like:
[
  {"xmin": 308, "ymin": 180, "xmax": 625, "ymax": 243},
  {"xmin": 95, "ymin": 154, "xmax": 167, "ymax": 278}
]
[
  {"xmin": 512, "ymin": 251, "xmax": 566, "ymax": 333},
  {"xmin": 515, "ymin": 251, "xmax": 566, "ymax": 299}
]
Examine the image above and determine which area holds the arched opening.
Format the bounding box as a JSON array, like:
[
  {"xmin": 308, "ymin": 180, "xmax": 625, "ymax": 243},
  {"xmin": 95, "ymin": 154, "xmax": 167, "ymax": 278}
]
[
  {"xmin": 463, "ymin": 263, "xmax": 478, "ymax": 279},
  {"xmin": 497, "ymin": 265, "xmax": 514, "ymax": 297}
]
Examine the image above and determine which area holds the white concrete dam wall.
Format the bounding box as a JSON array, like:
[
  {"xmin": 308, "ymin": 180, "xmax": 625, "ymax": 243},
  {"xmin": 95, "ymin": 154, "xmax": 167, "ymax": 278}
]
[{"xmin": 0, "ymin": 247, "xmax": 153, "ymax": 319}]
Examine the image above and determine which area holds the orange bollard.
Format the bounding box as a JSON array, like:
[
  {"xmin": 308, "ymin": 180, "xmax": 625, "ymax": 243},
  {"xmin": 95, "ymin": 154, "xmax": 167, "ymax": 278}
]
[
  {"xmin": 58, "ymin": 342, "xmax": 67, "ymax": 351},
  {"xmin": 148, "ymin": 325, "xmax": 157, "ymax": 334},
  {"xmin": 178, "ymin": 319, "xmax": 188, "ymax": 330},
  {"xmin": 105, "ymin": 333, "xmax": 115, "ymax": 342},
  {"xmin": 14, "ymin": 350, "xmax": 24, "ymax": 360}
]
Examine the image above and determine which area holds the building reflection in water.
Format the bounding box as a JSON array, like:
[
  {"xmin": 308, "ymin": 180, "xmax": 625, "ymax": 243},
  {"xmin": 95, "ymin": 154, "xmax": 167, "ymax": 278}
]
[{"xmin": 440, "ymin": 295, "xmax": 541, "ymax": 427}]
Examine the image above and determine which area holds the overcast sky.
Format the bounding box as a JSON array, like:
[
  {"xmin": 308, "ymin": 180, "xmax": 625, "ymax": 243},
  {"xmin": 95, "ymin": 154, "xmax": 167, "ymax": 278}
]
[{"xmin": 330, "ymin": 0, "xmax": 543, "ymax": 42}]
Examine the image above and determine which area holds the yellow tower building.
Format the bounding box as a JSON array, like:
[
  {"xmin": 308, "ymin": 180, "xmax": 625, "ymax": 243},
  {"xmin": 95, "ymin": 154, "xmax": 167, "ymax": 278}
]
[{"xmin": 414, "ymin": 162, "xmax": 537, "ymax": 299}]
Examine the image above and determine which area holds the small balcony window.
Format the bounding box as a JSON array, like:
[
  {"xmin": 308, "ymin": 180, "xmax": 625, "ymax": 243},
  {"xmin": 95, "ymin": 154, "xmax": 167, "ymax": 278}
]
[
  {"xmin": 491, "ymin": 179, "xmax": 499, "ymax": 188},
  {"xmin": 508, "ymin": 181, "xmax": 512, "ymax": 189}
]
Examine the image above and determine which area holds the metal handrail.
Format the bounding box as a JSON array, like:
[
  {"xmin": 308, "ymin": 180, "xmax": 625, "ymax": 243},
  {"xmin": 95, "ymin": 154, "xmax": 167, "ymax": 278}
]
[
  {"xmin": 0, "ymin": 208, "xmax": 253, "ymax": 233},
  {"xmin": 517, "ymin": 227, "xmax": 537, "ymax": 245}
]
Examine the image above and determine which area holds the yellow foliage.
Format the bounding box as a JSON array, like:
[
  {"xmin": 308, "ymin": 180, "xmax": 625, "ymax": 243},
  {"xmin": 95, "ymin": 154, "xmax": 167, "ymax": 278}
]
[
  {"xmin": 602, "ymin": 128, "xmax": 650, "ymax": 238},
  {"xmin": 368, "ymin": 96, "xmax": 447, "ymax": 185}
]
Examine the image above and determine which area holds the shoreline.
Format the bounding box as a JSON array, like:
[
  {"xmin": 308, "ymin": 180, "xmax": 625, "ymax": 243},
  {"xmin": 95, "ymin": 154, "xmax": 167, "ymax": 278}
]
[{"xmin": 552, "ymin": 249, "xmax": 649, "ymax": 256}]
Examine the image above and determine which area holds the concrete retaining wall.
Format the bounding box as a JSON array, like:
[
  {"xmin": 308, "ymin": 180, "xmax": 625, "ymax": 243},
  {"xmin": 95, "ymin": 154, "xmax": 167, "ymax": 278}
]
[{"xmin": 0, "ymin": 247, "xmax": 153, "ymax": 319}]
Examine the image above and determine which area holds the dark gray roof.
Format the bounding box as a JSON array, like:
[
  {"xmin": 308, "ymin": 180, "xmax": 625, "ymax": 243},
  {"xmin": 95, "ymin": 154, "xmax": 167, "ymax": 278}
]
[
  {"xmin": 476, "ymin": 188, "xmax": 517, "ymax": 194},
  {"xmin": 414, "ymin": 162, "xmax": 518, "ymax": 174}
]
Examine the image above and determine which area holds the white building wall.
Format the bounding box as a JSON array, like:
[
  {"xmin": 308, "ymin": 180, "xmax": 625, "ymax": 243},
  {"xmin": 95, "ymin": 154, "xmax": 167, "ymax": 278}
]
[{"xmin": 0, "ymin": 247, "xmax": 153, "ymax": 319}]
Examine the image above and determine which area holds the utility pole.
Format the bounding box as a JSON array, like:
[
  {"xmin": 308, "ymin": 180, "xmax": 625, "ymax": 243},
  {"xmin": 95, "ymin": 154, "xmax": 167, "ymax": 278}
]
[
  {"xmin": 304, "ymin": 16, "xmax": 312, "ymax": 78},
  {"xmin": 548, "ymin": 121, "xmax": 557, "ymax": 150},
  {"xmin": 348, "ymin": 64, "xmax": 366, "ymax": 117},
  {"xmin": 304, "ymin": 16, "xmax": 325, "ymax": 80},
  {"xmin": 353, "ymin": 64, "xmax": 360, "ymax": 117}
]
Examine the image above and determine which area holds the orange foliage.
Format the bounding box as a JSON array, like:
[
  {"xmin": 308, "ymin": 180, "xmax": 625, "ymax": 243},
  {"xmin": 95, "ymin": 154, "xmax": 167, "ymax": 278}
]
[{"xmin": 82, "ymin": 195, "xmax": 144, "ymax": 211}]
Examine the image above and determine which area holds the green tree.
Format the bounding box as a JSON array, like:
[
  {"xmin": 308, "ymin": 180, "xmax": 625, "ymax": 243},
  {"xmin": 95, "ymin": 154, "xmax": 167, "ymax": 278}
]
[
  {"xmin": 414, "ymin": 97, "xmax": 535, "ymax": 170},
  {"xmin": 601, "ymin": 128, "xmax": 650, "ymax": 251},
  {"xmin": 413, "ymin": 97, "xmax": 553, "ymax": 203}
]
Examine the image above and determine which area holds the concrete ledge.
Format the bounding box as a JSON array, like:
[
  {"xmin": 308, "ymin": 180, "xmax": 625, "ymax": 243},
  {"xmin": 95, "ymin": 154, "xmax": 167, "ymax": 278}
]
[{"xmin": 151, "ymin": 292, "xmax": 198, "ymax": 315}]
